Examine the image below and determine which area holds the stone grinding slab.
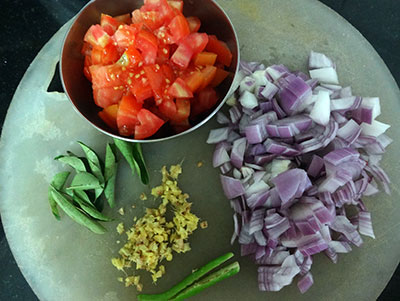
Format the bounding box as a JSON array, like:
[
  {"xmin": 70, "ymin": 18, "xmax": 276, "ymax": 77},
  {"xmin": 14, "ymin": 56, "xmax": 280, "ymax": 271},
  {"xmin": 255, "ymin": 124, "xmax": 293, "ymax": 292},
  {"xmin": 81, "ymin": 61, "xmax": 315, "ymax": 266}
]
[{"xmin": 1, "ymin": 0, "xmax": 400, "ymax": 300}]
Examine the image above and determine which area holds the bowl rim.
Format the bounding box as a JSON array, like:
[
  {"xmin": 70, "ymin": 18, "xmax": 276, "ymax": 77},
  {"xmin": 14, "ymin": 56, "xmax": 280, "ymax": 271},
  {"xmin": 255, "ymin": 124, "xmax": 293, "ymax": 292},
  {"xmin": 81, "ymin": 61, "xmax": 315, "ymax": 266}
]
[{"xmin": 60, "ymin": 0, "xmax": 240, "ymax": 143}]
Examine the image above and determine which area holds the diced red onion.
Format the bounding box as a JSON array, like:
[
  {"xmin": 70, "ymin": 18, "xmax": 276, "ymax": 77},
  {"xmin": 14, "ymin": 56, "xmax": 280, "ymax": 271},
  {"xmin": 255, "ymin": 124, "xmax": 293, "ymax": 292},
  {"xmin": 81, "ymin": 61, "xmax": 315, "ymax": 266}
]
[
  {"xmin": 309, "ymin": 51, "xmax": 334, "ymax": 69},
  {"xmin": 309, "ymin": 67, "xmax": 339, "ymax": 84},
  {"xmin": 239, "ymin": 76, "xmax": 256, "ymax": 94},
  {"xmin": 207, "ymin": 127, "xmax": 230, "ymax": 144},
  {"xmin": 220, "ymin": 175, "xmax": 245, "ymax": 199},
  {"xmin": 309, "ymin": 90, "xmax": 331, "ymax": 126},
  {"xmin": 210, "ymin": 52, "xmax": 391, "ymax": 294},
  {"xmin": 239, "ymin": 90, "xmax": 259, "ymax": 109},
  {"xmin": 297, "ymin": 273, "xmax": 314, "ymax": 294}
]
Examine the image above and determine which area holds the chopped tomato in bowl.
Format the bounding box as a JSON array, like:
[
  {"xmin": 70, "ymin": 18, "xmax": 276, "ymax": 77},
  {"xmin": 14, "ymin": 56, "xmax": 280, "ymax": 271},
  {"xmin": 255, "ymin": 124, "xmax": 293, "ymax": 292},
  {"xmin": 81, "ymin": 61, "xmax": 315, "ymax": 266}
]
[{"xmin": 61, "ymin": 0, "xmax": 239, "ymax": 142}]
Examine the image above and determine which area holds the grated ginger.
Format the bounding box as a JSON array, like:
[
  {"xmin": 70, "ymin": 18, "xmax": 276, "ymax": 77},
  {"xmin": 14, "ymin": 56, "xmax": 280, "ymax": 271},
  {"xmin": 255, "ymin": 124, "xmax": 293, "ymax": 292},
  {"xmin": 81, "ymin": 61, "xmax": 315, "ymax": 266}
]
[{"xmin": 112, "ymin": 165, "xmax": 200, "ymax": 290}]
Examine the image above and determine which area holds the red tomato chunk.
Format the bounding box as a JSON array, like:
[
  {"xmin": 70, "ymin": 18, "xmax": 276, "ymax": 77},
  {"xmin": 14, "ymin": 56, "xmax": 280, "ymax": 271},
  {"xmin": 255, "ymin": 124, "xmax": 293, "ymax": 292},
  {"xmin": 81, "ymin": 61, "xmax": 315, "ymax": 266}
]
[{"xmin": 82, "ymin": 0, "xmax": 233, "ymax": 139}]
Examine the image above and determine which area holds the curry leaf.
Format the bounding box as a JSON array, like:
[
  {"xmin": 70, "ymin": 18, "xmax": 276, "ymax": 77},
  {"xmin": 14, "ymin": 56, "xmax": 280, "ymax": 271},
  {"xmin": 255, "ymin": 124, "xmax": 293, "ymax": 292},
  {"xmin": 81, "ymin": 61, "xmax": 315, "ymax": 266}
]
[
  {"xmin": 48, "ymin": 171, "xmax": 70, "ymax": 220},
  {"xmin": 78, "ymin": 141, "xmax": 105, "ymax": 183},
  {"xmin": 55, "ymin": 155, "xmax": 86, "ymax": 173},
  {"xmin": 67, "ymin": 172, "xmax": 103, "ymax": 191}
]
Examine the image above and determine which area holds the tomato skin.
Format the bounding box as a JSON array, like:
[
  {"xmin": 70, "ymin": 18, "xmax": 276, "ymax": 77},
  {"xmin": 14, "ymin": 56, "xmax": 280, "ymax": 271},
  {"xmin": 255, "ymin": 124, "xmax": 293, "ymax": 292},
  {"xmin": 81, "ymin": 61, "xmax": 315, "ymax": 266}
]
[
  {"xmin": 136, "ymin": 30, "xmax": 158, "ymax": 64},
  {"xmin": 84, "ymin": 25, "xmax": 111, "ymax": 48},
  {"xmin": 93, "ymin": 86, "xmax": 124, "ymax": 109},
  {"xmin": 168, "ymin": 15, "xmax": 190, "ymax": 42},
  {"xmin": 117, "ymin": 95, "xmax": 143, "ymax": 136},
  {"xmin": 98, "ymin": 104, "xmax": 119, "ymax": 130},
  {"xmin": 206, "ymin": 35, "xmax": 233, "ymax": 67},
  {"xmin": 135, "ymin": 109, "xmax": 165, "ymax": 139},
  {"xmin": 168, "ymin": 78, "xmax": 193, "ymax": 98},
  {"xmin": 186, "ymin": 16, "xmax": 201, "ymax": 33}
]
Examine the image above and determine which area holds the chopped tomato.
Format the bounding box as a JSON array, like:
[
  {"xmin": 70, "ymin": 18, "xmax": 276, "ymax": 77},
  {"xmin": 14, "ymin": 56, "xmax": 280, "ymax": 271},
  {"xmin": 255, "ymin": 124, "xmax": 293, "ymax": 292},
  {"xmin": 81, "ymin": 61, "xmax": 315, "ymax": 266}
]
[
  {"xmin": 168, "ymin": 78, "xmax": 193, "ymax": 98},
  {"xmin": 113, "ymin": 24, "xmax": 139, "ymax": 49},
  {"xmin": 156, "ymin": 43, "xmax": 170, "ymax": 64},
  {"xmin": 192, "ymin": 87, "xmax": 219, "ymax": 116},
  {"xmin": 143, "ymin": 0, "xmax": 176, "ymax": 25},
  {"xmin": 100, "ymin": 14, "xmax": 120, "ymax": 35},
  {"xmin": 136, "ymin": 30, "xmax": 158, "ymax": 64},
  {"xmin": 184, "ymin": 70, "xmax": 204, "ymax": 93},
  {"xmin": 143, "ymin": 64, "xmax": 166, "ymax": 103},
  {"xmin": 84, "ymin": 25, "xmax": 111, "ymax": 48},
  {"xmin": 117, "ymin": 95, "xmax": 143, "ymax": 136},
  {"xmin": 98, "ymin": 104, "xmax": 119, "ymax": 130},
  {"xmin": 161, "ymin": 63, "xmax": 176, "ymax": 82},
  {"xmin": 193, "ymin": 52, "xmax": 217, "ymax": 66},
  {"xmin": 89, "ymin": 64, "xmax": 125, "ymax": 88},
  {"xmin": 154, "ymin": 26, "xmax": 175, "ymax": 44},
  {"xmin": 175, "ymin": 98, "xmax": 191, "ymax": 121},
  {"xmin": 180, "ymin": 33, "xmax": 208, "ymax": 55},
  {"xmin": 91, "ymin": 43, "xmax": 119, "ymax": 65},
  {"xmin": 114, "ymin": 13, "xmax": 131, "ymax": 24},
  {"xmin": 171, "ymin": 43, "xmax": 193, "ymax": 69},
  {"xmin": 158, "ymin": 97, "xmax": 176, "ymax": 120},
  {"xmin": 168, "ymin": 15, "xmax": 190, "ymax": 42},
  {"xmin": 142, "ymin": 10, "xmax": 164, "ymax": 31},
  {"xmin": 120, "ymin": 45, "xmax": 144, "ymax": 67},
  {"xmin": 211, "ymin": 68, "xmax": 230, "ymax": 87},
  {"xmin": 186, "ymin": 16, "xmax": 201, "ymax": 33},
  {"xmin": 167, "ymin": 0, "xmax": 183, "ymax": 12},
  {"xmin": 199, "ymin": 65, "xmax": 217, "ymax": 90},
  {"xmin": 170, "ymin": 118, "xmax": 190, "ymax": 133},
  {"xmin": 206, "ymin": 35, "xmax": 233, "ymax": 67},
  {"xmin": 93, "ymin": 86, "xmax": 124, "ymax": 109},
  {"xmin": 130, "ymin": 76, "xmax": 153, "ymax": 103},
  {"xmin": 83, "ymin": 2, "xmax": 231, "ymax": 139},
  {"xmin": 135, "ymin": 109, "xmax": 165, "ymax": 139}
]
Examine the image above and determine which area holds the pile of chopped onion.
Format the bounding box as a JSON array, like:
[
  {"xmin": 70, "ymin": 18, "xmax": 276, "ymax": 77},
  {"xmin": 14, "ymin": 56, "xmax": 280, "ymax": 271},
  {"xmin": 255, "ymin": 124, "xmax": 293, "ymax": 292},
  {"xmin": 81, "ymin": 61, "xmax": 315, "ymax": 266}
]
[{"xmin": 207, "ymin": 51, "xmax": 391, "ymax": 293}]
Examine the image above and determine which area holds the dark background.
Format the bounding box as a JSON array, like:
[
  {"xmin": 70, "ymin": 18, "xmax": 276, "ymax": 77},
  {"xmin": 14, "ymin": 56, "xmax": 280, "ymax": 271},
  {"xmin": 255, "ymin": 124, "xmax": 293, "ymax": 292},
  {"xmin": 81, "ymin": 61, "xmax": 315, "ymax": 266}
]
[{"xmin": 0, "ymin": 0, "xmax": 399, "ymax": 300}]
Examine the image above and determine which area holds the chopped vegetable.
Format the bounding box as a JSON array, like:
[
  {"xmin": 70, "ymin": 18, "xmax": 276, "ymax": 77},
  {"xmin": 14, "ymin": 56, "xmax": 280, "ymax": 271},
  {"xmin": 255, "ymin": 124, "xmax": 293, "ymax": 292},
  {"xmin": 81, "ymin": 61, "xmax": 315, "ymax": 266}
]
[
  {"xmin": 83, "ymin": 0, "xmax": 234, "ymax": 139},
  {"xmin": 112, "ymin": 164, "xmax": 200, "ymax": 289},
  {"xmin": 137, "ymin": 252, "xmax": 240, "ymax": 301},
  {"xmin": 209, "ymin": 52, "xmax": 391, "ymax": 293}
]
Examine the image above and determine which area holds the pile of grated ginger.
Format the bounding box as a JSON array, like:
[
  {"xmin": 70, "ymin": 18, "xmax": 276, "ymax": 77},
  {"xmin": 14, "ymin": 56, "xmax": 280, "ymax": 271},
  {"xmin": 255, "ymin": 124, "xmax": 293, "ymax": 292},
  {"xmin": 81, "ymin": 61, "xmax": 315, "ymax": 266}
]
[{"xmin": 112, "ymin": 164, "xmax": 206, "ymax": 291}]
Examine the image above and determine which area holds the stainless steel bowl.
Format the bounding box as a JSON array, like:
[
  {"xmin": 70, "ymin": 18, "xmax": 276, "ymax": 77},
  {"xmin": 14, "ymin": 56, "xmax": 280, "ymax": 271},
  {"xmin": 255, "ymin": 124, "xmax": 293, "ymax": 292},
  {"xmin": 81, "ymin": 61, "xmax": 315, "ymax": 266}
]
[{"xmin": 60, "ymin": 0, "xmax": 239, "ymax": 143}]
